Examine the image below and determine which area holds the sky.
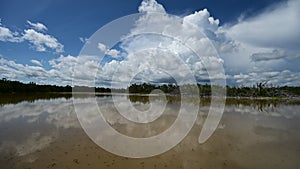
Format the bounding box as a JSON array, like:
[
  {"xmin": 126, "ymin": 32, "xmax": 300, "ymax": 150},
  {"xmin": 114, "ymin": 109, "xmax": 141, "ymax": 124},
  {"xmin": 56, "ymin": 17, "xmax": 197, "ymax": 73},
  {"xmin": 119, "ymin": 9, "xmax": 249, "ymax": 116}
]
[{"xmin": 0, "ymin": 0, "xmax": 300, "ymax": 87}]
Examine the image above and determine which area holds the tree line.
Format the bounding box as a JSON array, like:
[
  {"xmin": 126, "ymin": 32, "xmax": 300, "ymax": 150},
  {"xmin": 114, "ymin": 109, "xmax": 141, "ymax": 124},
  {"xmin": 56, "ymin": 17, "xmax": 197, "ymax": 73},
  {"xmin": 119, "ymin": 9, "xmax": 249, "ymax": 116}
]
[
  {"xmin": 128, "ymin": 82, "xmax": 300, "ymax": 97},
  {"xmin": 0, "ymin": 78, "xmax": 111, "ymax": 93},
  {"xmin": 1, "ymin": 78, "xmax": 300, "ymax": 97}
]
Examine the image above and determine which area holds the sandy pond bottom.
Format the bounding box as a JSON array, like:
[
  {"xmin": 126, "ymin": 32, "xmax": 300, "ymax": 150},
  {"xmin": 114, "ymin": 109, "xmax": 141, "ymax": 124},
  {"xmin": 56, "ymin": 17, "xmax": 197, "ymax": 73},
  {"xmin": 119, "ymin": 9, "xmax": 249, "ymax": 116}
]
[{"xmin": 0, "ymin": 96, "xmax": 300, "ymax": 169}]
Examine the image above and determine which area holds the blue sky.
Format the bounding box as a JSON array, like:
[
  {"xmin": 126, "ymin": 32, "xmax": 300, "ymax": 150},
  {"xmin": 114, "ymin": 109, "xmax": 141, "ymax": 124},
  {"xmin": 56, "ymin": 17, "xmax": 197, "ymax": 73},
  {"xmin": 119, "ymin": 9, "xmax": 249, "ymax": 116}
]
[{"xmin": 0, "ymin": 0, "xmax": 299, "ymax": 87}]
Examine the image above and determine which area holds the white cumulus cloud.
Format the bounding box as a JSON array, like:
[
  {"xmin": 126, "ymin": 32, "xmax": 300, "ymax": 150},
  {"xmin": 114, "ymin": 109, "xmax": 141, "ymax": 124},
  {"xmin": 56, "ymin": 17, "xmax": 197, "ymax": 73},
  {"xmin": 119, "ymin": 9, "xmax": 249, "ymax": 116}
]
[
  {"xmin": 98, "ymin": 42, "xmax": 120, "ymax": 58},
  {"xmin": 23, "ymin": 29, "xmax": 64, "ymax": 53},
  {"xmin": 98, "ymin": 42, "xmax": 107, "ymax": 52},
  {"xmin": 106, "ymin": 49, "xmax": 120, "ymax": 58},
  {"xmin": 30, "ymin": 59, "xmax": 43, "ymax": 66},
  {"xmin": 138, "ymin": 0, "xmax": 166, "ymax": 13},
  {"xmin": 0, "ymin": 19, "xmax": 64, "ymax": 53},
  {"xmin": 27, "ymin": 20, "xmax": 48, "ymax": 32},
  {"xmin": 0, "ymin": 19, "xmax": 22, "ymax": 42}
]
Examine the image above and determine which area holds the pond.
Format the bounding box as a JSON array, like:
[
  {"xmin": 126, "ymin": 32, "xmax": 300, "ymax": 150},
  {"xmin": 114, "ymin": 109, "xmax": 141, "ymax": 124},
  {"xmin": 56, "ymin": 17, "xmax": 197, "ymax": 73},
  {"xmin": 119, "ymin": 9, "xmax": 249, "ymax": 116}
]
[{"xmin": 0, "ymin": 94, "xmax": 299, "ymax": 169}]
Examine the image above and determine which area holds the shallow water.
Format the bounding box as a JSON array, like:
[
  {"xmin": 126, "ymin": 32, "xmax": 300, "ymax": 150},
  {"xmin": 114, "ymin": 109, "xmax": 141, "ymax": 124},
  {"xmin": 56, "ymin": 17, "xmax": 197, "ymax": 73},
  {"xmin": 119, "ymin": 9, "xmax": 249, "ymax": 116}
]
[{"xmin": 0, "ymin": 94, "xmax": 299, "ymax": 169}]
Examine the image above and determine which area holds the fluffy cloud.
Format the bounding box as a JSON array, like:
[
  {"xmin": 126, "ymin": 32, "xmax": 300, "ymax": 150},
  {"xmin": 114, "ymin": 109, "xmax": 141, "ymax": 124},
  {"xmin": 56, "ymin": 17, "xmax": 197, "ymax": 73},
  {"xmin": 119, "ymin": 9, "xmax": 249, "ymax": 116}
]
[
  {"xmin": 183, "ymin": 9, "xmax": 219, "ymax": 32},
  {"xmin": 106, "ymin": 49, "xmax": 120, "ymax": 58},
  {"xmin": 49, "ymin": 55, "xmax": 100, "ymax": 86},
  {"xmin": 224, "ymin": 0, "xmax": 300, "ymax": 51},
  {"xmin": 30, "ymin": 59, "xmax": 43, "ymax": 66},
  {"xmin": 98, "ymin": 42, "xmax": 120, "ymax": 58},
  {"xmin": 0, "ymin": 19, "xmax": 22, "ymax": 42},
  {"xmin": 138, "ymin": 0, "xmax": 166, "ymax": 13},
  {"xmin": 23, "ymin": 29, "xmax": 64, "ymax": 53},
  {"xmin": 0, "ymin": 19, "xmax": 63, "ymax": 53},
  {"xmin": 0, "ymin": 58, "xmax": 47, "ymax": 81},
  {"xmin": 0, "ymin": 55, "xmax": 100, "ymax": 85},
  {"xmin": 103, "ymin": 48, "xmax": 193, "ymax": 87},
  {"xmin": 113, "ymin": 33, "xmax": 224, "ymax": 86},
  {"xmin": 100, "ymin": 1, "xmax": 227, "ymax": 87},
  {"xmin": 27, "ymin": 20, "xmax": 48, "ymax": 32},
  {"xmin": 98, "ymin": 42, "xmax": 107, "ymax": 52}
]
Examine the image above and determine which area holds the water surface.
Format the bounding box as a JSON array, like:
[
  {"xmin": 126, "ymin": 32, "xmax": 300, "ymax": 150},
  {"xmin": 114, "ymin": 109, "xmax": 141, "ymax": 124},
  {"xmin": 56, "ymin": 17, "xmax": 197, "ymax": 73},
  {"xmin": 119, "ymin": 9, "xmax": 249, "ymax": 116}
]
[{"xmin": 0, "ymin": 94, "xmax": 299, "ymax": 169}]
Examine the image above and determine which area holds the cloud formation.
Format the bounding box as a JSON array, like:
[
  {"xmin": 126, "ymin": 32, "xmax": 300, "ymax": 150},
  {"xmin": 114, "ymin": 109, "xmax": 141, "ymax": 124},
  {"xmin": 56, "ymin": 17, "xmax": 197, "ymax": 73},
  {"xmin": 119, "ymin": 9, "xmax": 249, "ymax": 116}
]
[
  {"xmin": 231, "ymin": 70, "xmax": 300, "ymax": 86},
  {"xmin": 138, "ymin": 0, "xmax": 166, "ymax": 13},
  {"xmin": 30, "ymin": 59, "xmax": 43, "ymax": 66},
  {"xmin": 1, "ymin": 58, "xmax": 46, "ymax": 83},
  {"xmin": 0, "ymin": 19, "xmax": 63, "ymax": 53},
  {"xmin": 79, "ymin": 37, "xmax": 89, "ymax": 43},
  {"xmin": 98, "ymin": 42, "xmax": 120, "ymax": 58},
  {"xmin": 0, "ymin": 19, "xmax": 22, "ymax": 42},
  {"xmin": 93, "ymin": 0, "xmax": 300, "ymax": 86},
  {"xmin": 225, "ymin": 0, "xmax": 300, "ymax": 50},
  {"xmin": 23, "ymin": 29, "xmax": 64, "ymax": 53},
  {"xmin": 0, "ymin": 0, "xmax": 299, "ymax": 87},
  {"xmin": 27, "ymin": 20, "xmax": 48, "ymax": 32},
  {"xmin": 0, "ymin": 55, "xmax": 99, "ymax": 85},
  {"xmin": 105, "ymin": 2, "xmax": 228, "ymax": 87},
  {"xmin": 251, "ymin": 49, "xmax": 287, "ymax": 62}
]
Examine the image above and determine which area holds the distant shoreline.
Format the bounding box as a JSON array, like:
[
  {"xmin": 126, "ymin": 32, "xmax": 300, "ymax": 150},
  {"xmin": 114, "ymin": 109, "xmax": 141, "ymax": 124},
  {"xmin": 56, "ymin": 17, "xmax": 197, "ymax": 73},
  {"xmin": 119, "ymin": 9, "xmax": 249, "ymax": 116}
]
[
  {"xmin": 1, "ymin": 92, "xmax": 300, "ymax": 106},
  {"xmin": 1, "ymin": 78, "xmax": 300, "ymax": 98}
]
